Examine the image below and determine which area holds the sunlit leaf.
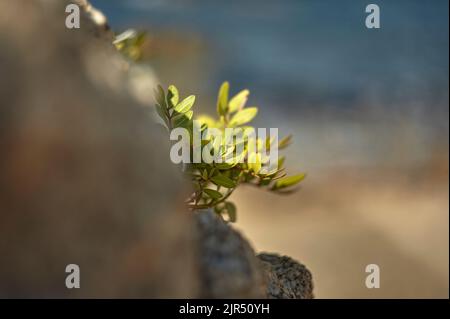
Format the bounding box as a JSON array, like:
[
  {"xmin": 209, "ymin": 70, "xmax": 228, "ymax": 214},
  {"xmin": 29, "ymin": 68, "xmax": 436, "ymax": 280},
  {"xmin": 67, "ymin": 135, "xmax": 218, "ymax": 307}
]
[
  {"xmin": 273, "ymin": 173, "xmax": 306, "ymax": 190},
  {"xmin": 167, "ymin": 85, "xmax": 179, "ymax": 108},
  {"xmin": 229, "ymin": 107, "xmax": 258, "ymax": 126},
  {"xmin": 174, "ymin": 95, "xmax": 195, "ymax": 113},
  {"xmin": 228, "ymin": 89, "xmax": 249, "ymax": 113},
  {"xmin": 248, "ymin": 152, "xmax": 262, "ymax": 174},
  {"xmin": 217, "ymin": 81, "xmax": 229, "ymax": 116}
]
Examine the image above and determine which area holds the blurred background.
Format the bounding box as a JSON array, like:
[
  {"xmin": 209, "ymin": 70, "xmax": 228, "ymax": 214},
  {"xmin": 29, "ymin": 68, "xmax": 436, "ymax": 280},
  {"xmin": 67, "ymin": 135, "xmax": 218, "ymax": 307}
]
[{"xmin": 91, "ymin": 0, "xmax": 449, "ymax": 298}]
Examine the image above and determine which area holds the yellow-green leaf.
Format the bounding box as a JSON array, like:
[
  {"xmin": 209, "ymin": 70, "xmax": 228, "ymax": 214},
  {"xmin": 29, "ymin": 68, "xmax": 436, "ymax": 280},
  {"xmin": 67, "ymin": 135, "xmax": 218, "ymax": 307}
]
[
  {"xmin": 277, "ymin": 156, "xmax": 285, "ymax": 169},
  {"xmin": 273, "ymin": 173, "xmax": 306, "ymax": 190},
  {"xmin": 174, "ymin": 95, "xmax": 195, "ymax": 113},
  {"xmin": 167, "ymin": 85, "xmax": 179, "ymax": 108},
  {"xmin": 173, "ymin": 110, "xmax": 193, "ymax": 127},
  {"xmin": 228, "ymin": 89, "xmax": 249, "ymax": 113},
  {"xmin": 248, "ymin": 152, "xmax": 262, "ymax": 174},
  {"xmin": 229, "ymin": 107, "xmax": 258, "ymax": 126},
  {"xmin": 217, "ymin": 81, "xmax": 229, "ymax": 116},
  {"xmin": 278, "ymin": 134, "xmax": 292, "ymax": 150}
]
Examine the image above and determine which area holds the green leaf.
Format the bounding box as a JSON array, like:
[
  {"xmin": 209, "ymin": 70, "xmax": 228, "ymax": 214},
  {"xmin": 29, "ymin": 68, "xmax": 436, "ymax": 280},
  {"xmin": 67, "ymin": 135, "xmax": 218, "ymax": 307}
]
[
  {"xmin": 202, "ymin": 169, "xmax": 208, "ymax": 180},
  {"xmin": 186, "ymin": 110, "xmax": 194, "ymax": 120},
  {"xmin": 155, "ymin": 85, "xmax": 166, "ymax": 108},
  {"xmin": 273, "ymin": 173, "xmax": 306, "ymax": 190},
  {"xmin": 217, "ymin": 81, "xmax": 229, "ymax": 116},
  {"xmin": 214, "ymin": 204, "xmax": 225, "ymax": 215},
  {"xmin": 229, "ymin": 107, "xmax": 258, "ymax": 126},
  {"xmin": 174, "ymin": 95, "xmax": 195, "ymax": 113},
  {"xmin": 259, "ymin": 177, "xmax": 273, "ymax": 186},
  {"xmin": 225, "ymin": 202, "xmax": 237, "ymax": 222},
  {"xmin": 265, "ymin": 136, "xmax": 272, "ymax": 151},
  {"xmin": 272, "ymin": 171, "xmax": 287, "ymax": 180},
  {"xmin": 278, "ymin": 134, "xmax": 292, "ymax": 150},
  {"xmin": 228, "ymin": 89, "xmax": 249, "ymax": 113},
  {"xmin": 248, "ymin": 152, "xmax": 262, "ymax": 174},
  {"xmin": 210, "ymin": 174, "xmax": 236, "ymax": 188},
  {"xmin": 167, "ymin": 85, "xmax": 179, "ymax": 108},
  {"xmin": 173, "ymin": 110, "xmax": 193, "ymax": 127},
  {"xmin": 215, "ymin": 162, "xmax": 235, "ymax": 170},
  {"xmin": 155, "ymin": 104, "xmax": 166, "ymax": 121},
  {"xmin": 203, "ymin": 188, "xmax": 223, "ymax": 200},
  {"xmin": 277, "ymin": 156, "xmax": 286, "ymax": 169}
]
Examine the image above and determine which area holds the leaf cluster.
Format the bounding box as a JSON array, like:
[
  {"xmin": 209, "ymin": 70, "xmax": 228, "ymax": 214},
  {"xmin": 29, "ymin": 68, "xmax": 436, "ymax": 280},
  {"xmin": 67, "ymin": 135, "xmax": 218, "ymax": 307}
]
[{"xmin": 154, "ymin": 82, "xmax": 305, "ymax": 222}]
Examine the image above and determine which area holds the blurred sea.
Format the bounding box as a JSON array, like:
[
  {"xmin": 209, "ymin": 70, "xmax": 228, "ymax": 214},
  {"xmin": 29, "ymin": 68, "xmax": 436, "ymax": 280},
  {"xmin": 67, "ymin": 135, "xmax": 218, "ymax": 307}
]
[
  {"xmin": 92, "ymin": 0, "xmax": 448, "ymax": 107},
  {"xmin": 92, "ymin": 0, "xmax": 449, "ymax": 170}
]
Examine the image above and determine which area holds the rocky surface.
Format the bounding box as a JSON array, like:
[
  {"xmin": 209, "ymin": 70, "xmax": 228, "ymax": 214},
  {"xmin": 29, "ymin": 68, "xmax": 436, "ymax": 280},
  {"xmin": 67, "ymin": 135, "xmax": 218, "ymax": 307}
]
[
  {"xmin": 195, "ymin": 210, "xmax": 267, "ymax": 298},
  {"xmin": 258, "ymin": 253, "xmax": 314, "ymax": 299},
  {"xmin": 0, "ymin": 0, "xmax": 313, "ymax": 298},
  {"xmin": 195, "ymin": 210, "xmax": 314, "ymax": 299}
]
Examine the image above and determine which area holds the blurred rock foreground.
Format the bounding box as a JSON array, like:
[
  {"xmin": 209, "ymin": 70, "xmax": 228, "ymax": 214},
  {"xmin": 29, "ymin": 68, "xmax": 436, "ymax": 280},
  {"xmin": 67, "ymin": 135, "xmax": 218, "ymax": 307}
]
[{"xmin": 0, "ymin": 0, "xmax": 312, "ymax": 298}]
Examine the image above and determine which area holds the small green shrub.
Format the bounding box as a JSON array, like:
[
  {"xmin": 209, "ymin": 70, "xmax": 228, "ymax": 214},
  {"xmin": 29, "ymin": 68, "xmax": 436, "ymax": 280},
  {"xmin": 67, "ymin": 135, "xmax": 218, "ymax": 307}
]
[{"xmin": 154, "ymin": 82, "xmax": 305, "ymax": 222}]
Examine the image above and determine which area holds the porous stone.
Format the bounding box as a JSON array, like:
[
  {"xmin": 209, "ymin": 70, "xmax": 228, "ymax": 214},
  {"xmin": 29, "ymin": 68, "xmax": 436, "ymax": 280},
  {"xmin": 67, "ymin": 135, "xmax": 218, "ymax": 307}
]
[{"xmin": 257, "ymin": 253, "xmax": 314, "ymax": 299}]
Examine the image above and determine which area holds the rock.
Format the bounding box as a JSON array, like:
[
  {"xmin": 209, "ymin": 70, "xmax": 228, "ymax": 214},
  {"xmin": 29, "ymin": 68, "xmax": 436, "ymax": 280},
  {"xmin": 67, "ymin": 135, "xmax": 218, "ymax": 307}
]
[
  {"xmin": 0, "ymin": 0, "xmax": 197, "ymax": 298},
  {"xmin": 257, "ymin": 253, "xmax": 314, "ymax": 299},
  {"xmin": 194, "ymin": 210, "xmax": 314, "ymax": 299},
  {"xmin": 194, "ymin": 210, "xmax": 266, "ymax": 298}
]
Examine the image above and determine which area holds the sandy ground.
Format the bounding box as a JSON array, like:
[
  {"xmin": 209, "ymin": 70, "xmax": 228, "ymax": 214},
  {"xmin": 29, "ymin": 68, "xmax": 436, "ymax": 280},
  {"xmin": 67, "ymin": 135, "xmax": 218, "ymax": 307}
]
[{"xmin": 233, "ymin": 165, "xmax": 449, "ymax": 298}]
